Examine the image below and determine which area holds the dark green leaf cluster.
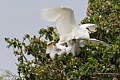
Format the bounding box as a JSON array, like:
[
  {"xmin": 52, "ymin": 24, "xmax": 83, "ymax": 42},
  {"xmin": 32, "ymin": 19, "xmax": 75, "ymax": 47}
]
[{"xmin": 5, "ymin": 0, "xmax": 120, "ymax": 80}]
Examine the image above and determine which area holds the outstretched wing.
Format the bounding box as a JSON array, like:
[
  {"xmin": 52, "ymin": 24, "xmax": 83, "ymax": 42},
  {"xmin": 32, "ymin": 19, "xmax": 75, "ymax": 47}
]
[
  {"xmin": 89, "ymin": 38, "xmax": 109, "ymax": 46},
  {"xmin": 80, "ymin": 24, "xmax": 97, "ymax": 33},
  {"xmin": 41, "ymin": 7, "xmax": 77, "ymax": 40}
]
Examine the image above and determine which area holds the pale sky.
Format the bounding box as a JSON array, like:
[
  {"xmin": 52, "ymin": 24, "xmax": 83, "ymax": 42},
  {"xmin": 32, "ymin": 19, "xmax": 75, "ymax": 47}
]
[{"xmin": 0, "ymin": 0, "xmax": 88, "ymax": 75}]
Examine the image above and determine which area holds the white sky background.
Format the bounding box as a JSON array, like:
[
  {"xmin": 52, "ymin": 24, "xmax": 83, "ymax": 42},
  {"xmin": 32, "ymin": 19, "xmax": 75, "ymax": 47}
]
[{"xmin": 0, "ymin": 0, "xmax": 88, "ymax": 75}]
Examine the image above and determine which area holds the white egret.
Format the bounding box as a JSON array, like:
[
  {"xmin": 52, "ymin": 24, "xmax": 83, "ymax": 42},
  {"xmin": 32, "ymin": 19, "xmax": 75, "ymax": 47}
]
[
  {"xmin": 46, "ymin": 41, "xmax": 66, "ymax": 59},
  {"xmin": 41, "ymin": 7, "xmax": 108, "ymax": 57},
  {"xmin": 41, "ymin": 7, "xmax": 97, "ymax": 43},
  {"xmin": 66, "ymin": 39, "xmax": 81, "ymax": 56},
  {"xmin": 46, "ymin": 41, "xmax": 56, "ymax": 54}
]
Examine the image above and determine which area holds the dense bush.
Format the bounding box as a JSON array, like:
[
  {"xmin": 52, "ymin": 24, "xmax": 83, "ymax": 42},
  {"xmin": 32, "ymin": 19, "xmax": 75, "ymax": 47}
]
[{"xmin": 5, "ymin": 0, "xmax": 120, "ymax": 80}]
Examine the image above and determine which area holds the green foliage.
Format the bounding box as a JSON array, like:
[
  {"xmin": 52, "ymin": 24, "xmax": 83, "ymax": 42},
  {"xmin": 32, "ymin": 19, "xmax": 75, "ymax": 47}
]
[
  {"xmin": 0, "ymin": 70, "xmax": 17, "ymax": 80},
  {"xmin": 5, "ymin": 0, "xmax": 120, "ymax": 80}
]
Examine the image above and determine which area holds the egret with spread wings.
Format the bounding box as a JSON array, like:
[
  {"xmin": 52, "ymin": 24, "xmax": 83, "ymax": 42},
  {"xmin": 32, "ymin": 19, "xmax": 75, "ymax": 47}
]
[
  {"xmin": 41, "ymin": 7, "xmax": 108, "ymax": 58},
  {"xmin": 41, "ymin": 7, "xmax": 97, "ymax": 43}
]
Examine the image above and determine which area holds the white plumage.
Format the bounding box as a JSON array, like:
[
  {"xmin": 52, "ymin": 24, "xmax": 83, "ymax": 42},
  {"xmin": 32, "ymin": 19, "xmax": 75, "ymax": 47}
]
[
  {"xmin": 41, "ymin": 7, "xmax": 97, "ymax": 43},
  {"xmin": 71, "ymin": 24, "xmax": 97, "ymax": 40},
  {"xmin": 42, "ymin": 7, "xmax": 107, "ymax": 58},
  {"xmin": 46, "ymin": 41, "xmax": 56, "ymax": 54},
  {"xmin": 46, "ymin": 41, "xmax": 66, "ymax": 59},
  {"xmin": 66, "ymin": 39, "xmax": 80, "ymax": 56},
  {"xmin": 41, "ymin": 7, "xmax": 76, "ymax": 42}
]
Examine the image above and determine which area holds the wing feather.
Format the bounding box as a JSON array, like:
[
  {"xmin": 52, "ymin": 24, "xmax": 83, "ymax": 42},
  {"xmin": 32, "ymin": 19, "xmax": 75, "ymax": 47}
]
[
  {"xmin": 89, "ymin": 38, "xmax": 109, "ymax": 46},
  {"xmin": 41, "ymin": 7, "xmax": 77, "ymax": 40},
  {"xmin": 80, "ymin": 24, "xmax": 97, "ymax": 32}
]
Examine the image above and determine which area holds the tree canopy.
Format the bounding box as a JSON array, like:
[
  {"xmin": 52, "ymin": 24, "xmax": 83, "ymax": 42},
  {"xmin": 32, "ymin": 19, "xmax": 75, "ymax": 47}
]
[{"xmin": 5, "ymin": 0, "xmax": 120, "ymax": 80}]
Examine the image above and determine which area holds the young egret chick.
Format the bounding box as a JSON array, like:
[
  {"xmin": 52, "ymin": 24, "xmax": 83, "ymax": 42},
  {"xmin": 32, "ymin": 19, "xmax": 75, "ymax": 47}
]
[
  {"xmin": 46, "ymin": 41, "xmax": 66, "ymax": 59},
  {"xmin": 79, "ymin": 39, "xmax": 88, "ymax": 47},
  {"xmin": 46, "ymin": 41, "xmax": 56, "ymax": 54},
  {"xmin": 66, "ymin": 39, "xmax": 80, "ymax": 56}
]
